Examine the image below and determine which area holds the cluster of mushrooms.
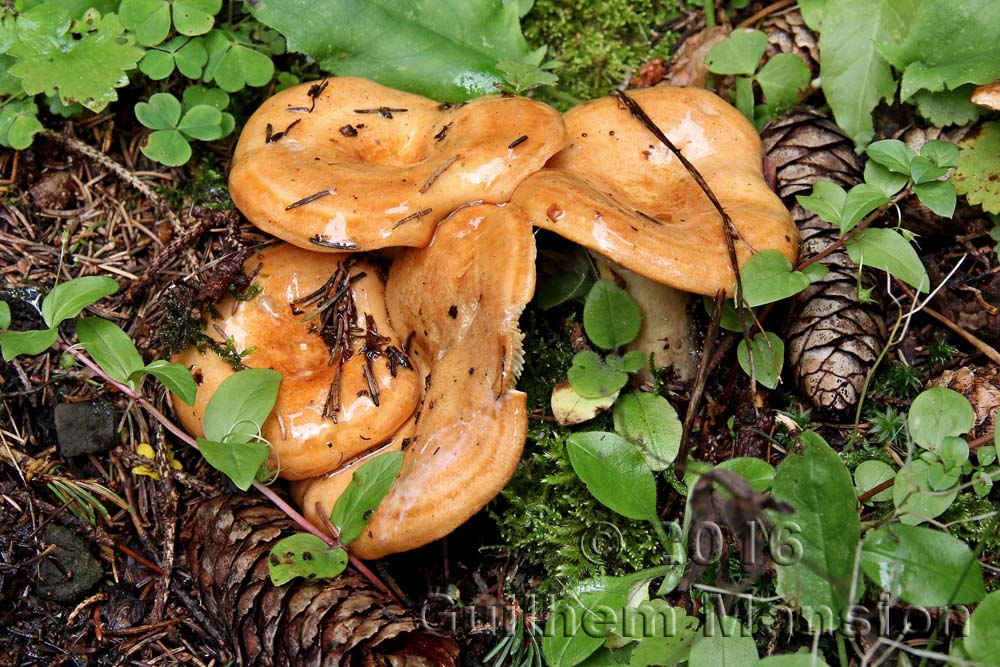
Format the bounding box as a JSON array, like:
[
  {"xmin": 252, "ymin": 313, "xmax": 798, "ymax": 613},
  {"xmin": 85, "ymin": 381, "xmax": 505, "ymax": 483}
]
[{"xmin": 171, "ymin": 77, "xmax": 798, "ymax": 560}]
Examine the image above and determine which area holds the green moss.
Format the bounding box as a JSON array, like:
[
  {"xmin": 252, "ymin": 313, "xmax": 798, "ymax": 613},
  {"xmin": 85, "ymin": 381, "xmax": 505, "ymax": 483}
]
[
  {"xmin": 940, "ymin": 493, "xmax": 1000, "ymax": 556},
  {"xmin": 522, "ymin": 0, "xmax": 679, "ymax": 107}
]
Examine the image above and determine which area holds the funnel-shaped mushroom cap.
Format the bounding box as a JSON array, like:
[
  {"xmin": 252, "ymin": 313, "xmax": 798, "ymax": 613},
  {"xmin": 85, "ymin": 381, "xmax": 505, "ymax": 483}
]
[
  {"xmin": 171, "ymin": 244, "xmax": 420, "ymax": 481},
  {"xmin": 230, "ymin": 77, "xmax": 567, "ymax": 252},
  {"xmin": 335, "ymin": 203, "xmax": 535, "ymax": 560},
  {"xmin": 510, "ymin": 86, "xmax": 797, "ymax": 296}
]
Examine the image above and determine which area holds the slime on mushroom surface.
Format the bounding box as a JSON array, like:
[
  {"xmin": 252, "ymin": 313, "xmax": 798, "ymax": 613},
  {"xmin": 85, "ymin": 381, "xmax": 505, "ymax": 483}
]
[{"xmin": 170, "ymin": 77, "xmax": 797, "ymax": 559}]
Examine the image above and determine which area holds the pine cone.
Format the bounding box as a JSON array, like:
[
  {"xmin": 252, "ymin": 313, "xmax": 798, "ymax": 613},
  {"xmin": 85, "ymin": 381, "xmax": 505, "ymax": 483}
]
[
  {"xmin": 761, "ymin": 111, "xmax": 888, "ymax": 418},
  {"xmin": 761, "ymin": 9, "xmax": 820, "ymax": 80},
  {"xmin": 184, "ymin": 494, "xmax": 459, "ymax": 667}
]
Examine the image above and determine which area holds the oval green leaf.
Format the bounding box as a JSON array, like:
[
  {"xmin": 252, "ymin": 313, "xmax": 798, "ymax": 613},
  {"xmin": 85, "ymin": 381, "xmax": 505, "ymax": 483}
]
[
  {"xmin": 846, "ymin": 227, "xmax": 929, "ymax": 293},
  {"xmin": 568, "ymin": 350, "xmax": 629, "ymax": 399},
  {"xmin": 705, "ymin": 29, "xmax": 767, "ymax": 75},
  {"xmin": 140, "ymin": 359, "xmax": 198, "ymax": 406},
  {"xmin": 41, "ymin": 276, "xmax": 119, "ymax": 328},
  {"xmin": 329, "ymin": 451, "xmax": 403, "ymax": 545},
  {"xmin": 76, "ymin": 317, "xmax": 145, "ymax": 385},
  {"xmin": 854, "ymin": 460, "xmax": 895, "ymax": 503},
  {"xmin": 566, "ymin": 432, "xmax": 657, "ymax": 521},
  {"xmin": 202, "ymin": 368, "xmax": 282, "ymax": 443},
  {"xmin": 612, "ymin": 391, "xmax": 681, "ymax": 471},
  {"xmin": 964, "ymin": 590, "xmax": 1000, "ymax": 665},
  {"xmin": 736, "ymin": 331, "xmax": 784, "ymax": 389},
  {"xmin": 583, "ymin": 280, "xmax": 642, "ymax": 350},
  {"xmin": 197, "ymin": 437, "xmax": 270, "ymax": 491},
  {"xmin": 739, "ymin": 250, "xmax": 810, "ymax": 307},
  {"xmin": 908, "ymin": 387, "xmax": 974, "ymax": 451},
  {"xmin": 267, "ymin": 533, "xmax": 347, "ymax": 586}
]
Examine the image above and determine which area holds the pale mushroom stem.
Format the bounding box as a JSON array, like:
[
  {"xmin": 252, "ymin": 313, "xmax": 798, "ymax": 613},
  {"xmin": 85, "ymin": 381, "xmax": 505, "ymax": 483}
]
[{"xmin": 54, "ymin": 340, "xmax": 397, "ymax": 600}]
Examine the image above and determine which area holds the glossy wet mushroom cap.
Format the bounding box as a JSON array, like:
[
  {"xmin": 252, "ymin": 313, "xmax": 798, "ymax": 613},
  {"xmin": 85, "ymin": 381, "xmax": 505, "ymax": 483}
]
[
  {"xmin": 229, "ymin": 77, "xmax": 567, "ymax": 252},
  {"xmin": 299, "ymin": 203, "xmax": 535, "ymax": 560},
  {"xmin": 171, "ymin": 243, "xmax": 421, "ymax": 481},
  {"xmin": 510, "ymin": 86, "xmax": 798, "ymax": 296}
]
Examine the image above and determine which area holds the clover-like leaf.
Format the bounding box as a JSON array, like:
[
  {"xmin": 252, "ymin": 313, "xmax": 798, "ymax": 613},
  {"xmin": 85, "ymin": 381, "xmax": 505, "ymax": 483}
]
[
  {"xmin": 182, "ymin": 84, "xmax": 229, "ymax": 109},
  {"xmin": 135, "ymin": 92, "xmax": 183, "ymax": 130},
  {"xmin": 177, "ymin": 104, "xmax": 223, "ymax": 140},
  {"xmin": 567, "ymin": 350, "xmax": 629, "ymax": 399},
  {"xmin": 705, "ymin": 29, "xmax": 767, "ymax": 75},
  {"xmin": 268, "ymin": 533, "xmax": 347, "ymax": 586},
  {"xmin": 141, "ymin": 129, "xmax": 192, "ymax": 166},
  {"xmin": 173, "ymin": 0, "xmax": 220, "ymax": 36},
  {"xmin": 329, "ymin": 451, "xmax": 403, "ymax": 545},
  {"xmin": 119, "ymin": 0, "xmax": 171, "ymax": 46},
  {"xmin": 202, "ymin": 30, "xmax": 274, "ymax": 92},
  {"xmin": 755, "ymin": 53, "xmax": 810, "ymax": 110},
  {"xmin": 0, "ymin": 98, "xmax": 43, "ymax": 150},
  {"xmin": 739, "ymin": 249, "xmax": 810, "ymax": 307},
  {"xmin": 140, "ymin": 35, "xmax": 209, "ymax": 80}
]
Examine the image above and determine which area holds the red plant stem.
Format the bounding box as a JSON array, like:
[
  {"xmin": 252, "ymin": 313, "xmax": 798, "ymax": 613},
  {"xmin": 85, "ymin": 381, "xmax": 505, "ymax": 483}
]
[{"xmin": 58, "ymin": 341, "xmax": 397, "ymax": 600}]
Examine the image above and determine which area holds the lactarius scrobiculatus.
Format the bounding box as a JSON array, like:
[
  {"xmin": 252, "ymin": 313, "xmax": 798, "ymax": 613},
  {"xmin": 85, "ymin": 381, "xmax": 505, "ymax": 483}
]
[
  {"xmin": 294, "ymin": 204, "xmax": 535, "ymax": 560},
  {"xmin": 171, "ymin": 243, "xmax": 420, "ymax": 481},
  {"xmin": 229, "ymin": 77, "xmax": 567, "ymax": 252},
  {"xmin": 510, "ymin": 86, "xmax": 799, "ymax": 297}
]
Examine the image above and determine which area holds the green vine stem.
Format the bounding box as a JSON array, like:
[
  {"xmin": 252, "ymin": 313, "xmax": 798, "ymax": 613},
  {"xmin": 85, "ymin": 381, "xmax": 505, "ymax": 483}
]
[{"xmin": 57, "ymin": 340, "xmax": 396, "ymax": 600}]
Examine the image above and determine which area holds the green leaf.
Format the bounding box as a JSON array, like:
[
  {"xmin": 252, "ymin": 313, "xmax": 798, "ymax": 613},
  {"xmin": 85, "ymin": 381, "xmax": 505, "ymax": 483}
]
[
  {"xmin": 0, "ymin": 302, "xmax": 9, "ymax": 329},
  {"xmin": 908, "ymin": 156, "xmax": 948, "ymax": 185},
  {"xmin": 912, "ymin": 86, "xmax": 984, "ymax": 127},
  {"xmin": 328, "ymin": 451, "xmax": 403, "ymax": 545},
  {"xmin": 861, "ymin": 524, "xmax": 985, "ymax": 606},
  {"xmin": 0, "ymin": 327, "xmax": 58, "ymax": 361},
  {"xmin": 201, "ymin": 29, "xmax": 275, "ymax": 92},
  {"xmin": 876, "ymin": 0, "xmax": 1000, "ymax": 101},
  {"xmin": 7, "ymin": 9, "xmax": 144, "ymax": 112},
  {"xmin": 939, "ymin": 435, "xmax": 969, "ymax": 470},
  {"xmin": 755, "ymin": 53, "xmax": 810, "ymax": 109},
  {"xmin": 75, "ymin": 318, "xmax": 144, "ymax": 385},
  {"xmin": 979, "ymin": 445, "xmax": 997, "ymax": 467},
  {"xmin": 840, "ymin": 183, "xmax": 890, "ymax": 234},
  {"xmin": 566, "ymin": 432, "xmax": 657, "ymax": 521},
  {"xmin": 739, "ymin": 250, "xmax": 810, "ymax": 307},
  {"xmin": 173, "ymin": 0, "xmax": 220, "ymax": 36},
  {"xmin": 196, "ymin": 437, "xmax": 270, "ymax": 490},
  {"xmin": 248, "ymin": 0, "xmax": 543, "ymax": 102},
  {"xmin": 135, "ymin": 93, "xmax": 182, "ymax": 130},
  {"xmin": 715, "ymin": 457, "xmax": 775, "ymax": 493},
  {"xmin": 908, "ymin": 387, "xmax": 974, "ymax": 451},
  {"xmin": 41, "ymin": 276, "xmax": 119, "ymax": 328},
  {"xmin": 496, "ymin": 58, "xmax": 559, "ymax": 94},
  {"xmin": 0, "ymin": 98, "xmax": 42, "ymax": 150},
  {"xmin": 854, "ymin": 460, "xmax": 895, "ymax": 503},
  {"xmin": 816, "ymin": 0, "xmax": 902, "ymax": 147},
  {"xmin": 141, "ymin": 129, "xmax": 192, "ymax": 166},
  {"xmin": 921, "ymin": 140, "xmax": 959, "ymax": 169},
  {"xmin": 140, "ymin": 359, "xmax": 197, "ymax": 406},
  {"xmin": 965, "ymin": 590, "xmax": 1000, "ymax": 665},
  {"xmin": 268, "ymin": 533, "xmax": 347, "ymax": 586},
  {"xmin": 626, "ymin": 602, "xmax": 700, "ymax": 666},
  {"xmin": 138, "ymin": 48, "xmax": 176, "ymax": 80},
  {"xmin": 687, "ymin": 617, "xmax": 757, "ymax": 667},
  {"xmin": 568, "ymin": 351, "xmax": 629, "ymax": 399},
  {"xmin": 954, "ymin": 121, "xmax": 1000, "ymax": 214},
  {"xmin": 863, "ymin": 161, "xmax": 907, "ymax": 198},
  {"xmin": 772, "ymin": 431, "xmax": 860, "ymax": 630},
  {"xmin": 801, "ymin": 262, "xmax": 828, "ymax": 283},
  {"xmin": 119, "ymin": 0, "xmax": 171, "ymax": 46},
  {"xmin": 733, "ymin": 76, "xmax": 755, "ymax": 123},
  {"xmin": 619, "ymin": 351, "xmax": 646, "ymax": 373},
  {"xmin": 583, "ymin": 280, "xmax": 642, "ymax": 350},
  {"xmin": 613, "ymin": 391, "xmax": 681, "ymax": 472},
  {"xmin": 177, "ymin": 104, "xmax": 223, "ymax": 140},
  {"xmin": 140, "ymin": 36, "xmax": 209, "ymax": 80},
  {"xmin": 796, "ymin": 181, "xmax": 846, "ymax": 227},
  {"xmin": 846, "ymin": 228, "xmax": 929, "ymax": 292},
  {"xmin": 892, "ymin": 459, "xmax": 958, "ymax": 526},
  {"xmin": 182, "ymin": 84, "xmax": 229, "ymax": 110},
  {"xmin": 736, "ymin": 332, "xmax": 784, "ymax": 389},
  {"xmin": 202, "ymin": 368, "xmax": 282, "ymax": 443},
  {"xmin": 542, "ymin": 566, "xmax": 675, "ymax": 667},
  {"xmin": 913, "ymin": 181, "xmax": 956, "ymax": 218},
  {"xmin": 702, "ymin": 297, "xmax": 744, "ymax": 332},
  {"xmin": 704, "ymin": 29, "xmax": 767, "ymax": 75},
  {"xmin": 550, "ymin": 382, "xmax": 618, "ymax": 426},
  {"xmin": 866, "ymin": 139, "xmax": 916, "ymax": 176}
]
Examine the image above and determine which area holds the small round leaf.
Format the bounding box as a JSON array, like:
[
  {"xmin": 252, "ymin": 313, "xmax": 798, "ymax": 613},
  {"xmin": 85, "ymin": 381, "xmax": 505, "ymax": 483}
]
[{"xmin": 583, "ymin": 280, "xmax": 642, "ymax": 350}]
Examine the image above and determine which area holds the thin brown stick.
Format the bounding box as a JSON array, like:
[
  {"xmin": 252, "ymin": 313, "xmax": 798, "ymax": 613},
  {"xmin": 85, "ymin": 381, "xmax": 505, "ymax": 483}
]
[
  {"xmin": 677, "ymin": 290, "xmax": 726, "ymax": 478},
  {"xmin": 736, "ymin": 0, "xmax": 796, "ymax": 29},
  {"xmin": 894, "ymin": 282, "xmax": 1000, "ymax": 366},
  {"xmin": 857, "ymin": 478, "xmax": 894, "ymax": 505}
]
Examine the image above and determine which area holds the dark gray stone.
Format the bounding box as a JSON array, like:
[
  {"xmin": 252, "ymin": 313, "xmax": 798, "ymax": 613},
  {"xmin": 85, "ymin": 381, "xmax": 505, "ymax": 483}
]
[
  {"xmin": 36, "ymin": 524, "xmax": 103, "ymax": 602},
  {"xmin": 54, "ymin": 401, "xmax": 115, "ymax": 457}
]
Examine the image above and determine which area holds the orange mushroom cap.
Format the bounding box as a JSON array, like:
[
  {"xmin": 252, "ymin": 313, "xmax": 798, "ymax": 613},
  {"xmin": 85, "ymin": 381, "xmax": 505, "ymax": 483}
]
[
  {"xmin": 297, "ymin": 203, "xmax": 534, "ymax": 560},
  {"xmin": 171, "ymin": 243, "xmax": 420, "ymax": 481},
  {"xmin": 510, "ymin": 86, "xmax": 798, "ymax": 296},
  {"xmin": 229, "ymin": 77, "xmax": 567, "ymax": 252}
]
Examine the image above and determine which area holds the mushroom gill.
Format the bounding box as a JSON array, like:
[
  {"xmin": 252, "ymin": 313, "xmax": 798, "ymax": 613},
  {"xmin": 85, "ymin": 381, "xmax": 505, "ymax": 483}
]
[
  {"xmin": 312, "ymin": 203, "xmax": 535, "ymax": 560},
  {"xmin": 510, "ymin": 86, "xmax": 798, "ymax": 297},
  {"xmin": 171, "ymin": 243, "xmax": 420, "ymax": 481},
  {"xmin": 229, "ymin": 77, "xmax": 567, "ymax": 252}
]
